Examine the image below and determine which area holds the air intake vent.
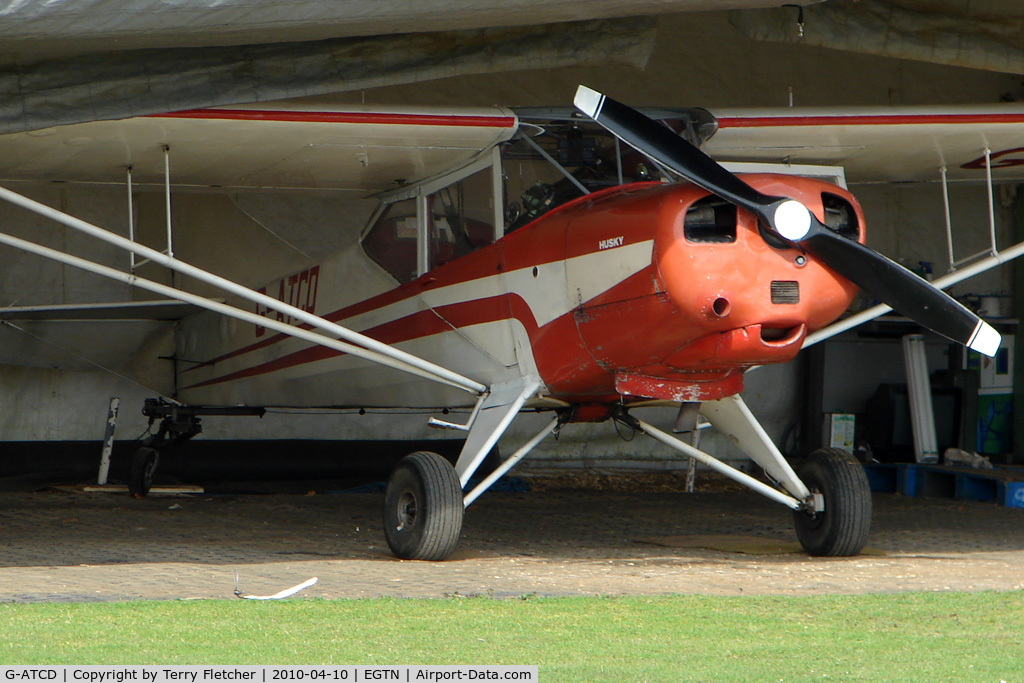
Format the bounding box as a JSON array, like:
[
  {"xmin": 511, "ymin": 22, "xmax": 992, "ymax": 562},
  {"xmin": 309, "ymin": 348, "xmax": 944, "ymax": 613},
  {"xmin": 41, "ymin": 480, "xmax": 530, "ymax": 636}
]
[
  {"xmin": 821, "ymin": 192, "xmax": 859, "ymax": 240},
  {"xmin": 684, "ymin": 196, "xmax": 736, "ymax": 243},
  {"xmin": 771, "ymin": 281, "xmax": 800, "ymax": 304}
]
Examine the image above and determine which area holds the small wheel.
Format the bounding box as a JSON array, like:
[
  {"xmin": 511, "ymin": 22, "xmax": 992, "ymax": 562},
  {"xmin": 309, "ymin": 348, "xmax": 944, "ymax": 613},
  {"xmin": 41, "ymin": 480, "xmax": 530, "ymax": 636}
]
[
  {"xmin": 383, "ymin": 451, "xmax": 464, "ymax": 561},
  {"xmin": 128, "ymin": 447, "xmax": 159, "ymax": 498},
  {"xmin": 793, "ymin": 448, "xmax": 872, "ymax": 557}
]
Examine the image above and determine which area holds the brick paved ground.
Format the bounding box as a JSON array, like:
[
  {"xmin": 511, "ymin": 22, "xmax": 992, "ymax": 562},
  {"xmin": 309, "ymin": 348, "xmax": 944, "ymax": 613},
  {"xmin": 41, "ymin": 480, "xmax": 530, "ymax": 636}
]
[{"xmin": 0, "ymin": 482, "xmax": 1021, "ymax": 602}]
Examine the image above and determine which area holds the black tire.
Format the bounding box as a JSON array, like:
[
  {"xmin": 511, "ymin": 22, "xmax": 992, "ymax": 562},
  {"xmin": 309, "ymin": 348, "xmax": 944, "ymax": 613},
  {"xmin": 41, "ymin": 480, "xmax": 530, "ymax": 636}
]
[
  {"xmin": 128, "ymin": 447, "xmax": 159, "ymax": 498},
  {"xmin": 793, "ymin": 448, "xmax": 872, "ymax": 557},
  {"xmin": 383, "ymin": 451, "xmax": 464, "ymax": 561}
]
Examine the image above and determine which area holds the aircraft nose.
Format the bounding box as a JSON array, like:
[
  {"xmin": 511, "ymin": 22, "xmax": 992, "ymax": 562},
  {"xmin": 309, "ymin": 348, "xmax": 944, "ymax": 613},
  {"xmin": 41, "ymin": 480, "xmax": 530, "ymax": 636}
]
[{"xmin": 658, "ymin": 203, "xmax": 857, "ymax": 336}]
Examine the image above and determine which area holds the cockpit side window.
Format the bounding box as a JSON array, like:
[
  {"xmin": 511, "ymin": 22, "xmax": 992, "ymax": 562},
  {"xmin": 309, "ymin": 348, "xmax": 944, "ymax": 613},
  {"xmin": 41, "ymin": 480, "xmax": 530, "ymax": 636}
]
[
  {"xmin": 362, "ymin": 167, "xmax": 498, "ymax": 283},
  {"xmin": 362, "ymin": 199, "xmax": 419, "ymax": 283},
  {"xmin": 427, "ymin": 168, "xmax": 496, "ymax": 270}
]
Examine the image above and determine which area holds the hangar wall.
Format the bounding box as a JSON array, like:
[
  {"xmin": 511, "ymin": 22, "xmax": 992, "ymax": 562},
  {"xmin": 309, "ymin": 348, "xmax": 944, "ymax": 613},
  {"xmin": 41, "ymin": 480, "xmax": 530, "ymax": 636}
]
[{"xmin": 0, "ymin": 10, "xmax": 1019, "ymax": 476}]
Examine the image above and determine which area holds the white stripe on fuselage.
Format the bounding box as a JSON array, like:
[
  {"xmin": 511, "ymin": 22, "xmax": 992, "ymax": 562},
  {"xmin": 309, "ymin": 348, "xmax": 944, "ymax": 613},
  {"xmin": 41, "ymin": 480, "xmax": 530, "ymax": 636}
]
[
  {"xmin": 323, "ymin": 239, "xmax": 654, "ymax": 334},
  {"xmin": 190, "ymin": 239, "xmax": 655, "ymax": 390}
]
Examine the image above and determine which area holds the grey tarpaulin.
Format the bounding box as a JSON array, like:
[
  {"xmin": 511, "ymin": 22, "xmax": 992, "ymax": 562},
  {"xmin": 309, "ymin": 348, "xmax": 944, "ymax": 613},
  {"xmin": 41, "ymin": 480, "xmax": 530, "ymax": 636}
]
[
  {"xmin": 0, "ymin": 0, "xmax": 799, "ymax": 54},
  {"xmin": 729, "ymin": 0, "xmax": 1024, "ymax": 76},
  {"xmin": 0, "ymin": 17, "xmax": 657, "ymax": 135}
]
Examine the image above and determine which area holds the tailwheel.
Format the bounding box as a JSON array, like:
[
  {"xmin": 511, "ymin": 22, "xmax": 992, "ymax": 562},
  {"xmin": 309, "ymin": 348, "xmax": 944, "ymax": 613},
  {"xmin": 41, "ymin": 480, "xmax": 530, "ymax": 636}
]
[
  {"xmin": 128, "ymin": 447, "xmax": 159, "ymax": 498},
  {"xmin": 793, "ymin": 448, "xmax": 872, "ymax": 557},
  {"xmin": 383, "ymin": 451, "xmax": 464, "ymax": 561}
]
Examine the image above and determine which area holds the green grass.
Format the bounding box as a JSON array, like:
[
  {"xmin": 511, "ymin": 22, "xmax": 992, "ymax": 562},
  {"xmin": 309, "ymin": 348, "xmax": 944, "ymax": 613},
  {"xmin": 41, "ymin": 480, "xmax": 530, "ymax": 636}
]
[{"xmin": 1, "ymin": 592, "xmax": 1022, "ymax": 681}]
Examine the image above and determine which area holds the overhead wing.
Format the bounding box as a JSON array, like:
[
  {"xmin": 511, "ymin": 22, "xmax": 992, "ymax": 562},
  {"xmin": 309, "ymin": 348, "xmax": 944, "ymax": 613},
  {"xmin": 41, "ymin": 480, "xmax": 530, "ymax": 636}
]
[
  {"xmin": 0, "ymin": 103, "xmax": 518, "ymax": 193},
  {"xmin": 702, "ymin": 104, "xmax": 1024, "ymax": 184}
]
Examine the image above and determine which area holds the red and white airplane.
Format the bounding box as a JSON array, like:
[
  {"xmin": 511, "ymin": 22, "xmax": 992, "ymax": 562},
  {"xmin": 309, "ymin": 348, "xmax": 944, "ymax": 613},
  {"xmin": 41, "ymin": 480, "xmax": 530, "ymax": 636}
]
[{"xmin": 0, "ymin": 86, "xmax": 1016, "ymax": 561}]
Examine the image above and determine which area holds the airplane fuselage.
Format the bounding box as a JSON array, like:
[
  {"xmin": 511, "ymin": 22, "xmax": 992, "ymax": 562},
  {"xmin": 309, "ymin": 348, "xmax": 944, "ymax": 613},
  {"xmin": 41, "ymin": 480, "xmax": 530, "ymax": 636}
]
[{"xmin": 174, "ymin": 173, "xmax": 861, "ymax": 415}]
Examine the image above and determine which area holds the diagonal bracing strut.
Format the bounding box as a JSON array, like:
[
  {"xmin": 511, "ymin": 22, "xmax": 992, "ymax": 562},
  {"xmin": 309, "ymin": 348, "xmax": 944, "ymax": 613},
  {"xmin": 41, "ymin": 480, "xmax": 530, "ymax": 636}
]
[
  {"xmin": 616, "ymin": 408, "xmax": 805, "ymax": 510},
  {"xmin": 0, "ymin": 184, "xmax": 487, "ymax": 396}
]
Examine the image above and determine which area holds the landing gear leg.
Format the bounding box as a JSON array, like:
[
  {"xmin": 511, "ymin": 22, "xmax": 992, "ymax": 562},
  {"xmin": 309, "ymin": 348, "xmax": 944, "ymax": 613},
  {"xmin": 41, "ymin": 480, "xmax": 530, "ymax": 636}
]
[
  {"xmin": 793, "ymin": 448, "xmax": 872, "ymax": 557},
  {"xmin": 128, "ymin": 399, "xmax": 266, "ymax": 498},
  {"xmin": 382, "ymin": 377, "xmax": 555, "ymax": 561},
  {"xmin": 128, "ymin": 447, "xmax": 159, "ymax": 498},
  {"xmin": 623, "ymin": 397, "xmax": 872, "ymax": 558},
  {"xmin": 383, "ymin": 451, "xmax": 464, "ymax": 561}
]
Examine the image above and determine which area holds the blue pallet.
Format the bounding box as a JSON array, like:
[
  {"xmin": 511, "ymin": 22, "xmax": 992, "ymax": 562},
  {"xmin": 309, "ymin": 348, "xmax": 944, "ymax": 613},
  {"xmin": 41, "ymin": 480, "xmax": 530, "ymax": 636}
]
[
  {"xmin": 864, "ymin": 463, "xmax": 1024, "ymax": 509},
  {"xmin": 863, "ymin": 463, "xmax": 899, "ymax": 493}
]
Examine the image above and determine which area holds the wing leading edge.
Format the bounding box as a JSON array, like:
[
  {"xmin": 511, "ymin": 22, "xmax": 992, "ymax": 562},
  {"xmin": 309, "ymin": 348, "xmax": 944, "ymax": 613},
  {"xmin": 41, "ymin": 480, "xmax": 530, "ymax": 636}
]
[
  {"xmin": 704, "ymin": 104, "xmax": 1024, "ymax": 184},
  {"xmin": 0, "ymin": 104, "xmax": 518, "ymax": 192}
]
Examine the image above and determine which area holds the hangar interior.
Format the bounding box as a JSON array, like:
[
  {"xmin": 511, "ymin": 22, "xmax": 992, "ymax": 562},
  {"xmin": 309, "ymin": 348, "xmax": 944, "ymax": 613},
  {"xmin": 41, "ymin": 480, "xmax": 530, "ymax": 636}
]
[{"xmin": 1, "ymin": 1, "xmax": 1023, "ymax": 493}]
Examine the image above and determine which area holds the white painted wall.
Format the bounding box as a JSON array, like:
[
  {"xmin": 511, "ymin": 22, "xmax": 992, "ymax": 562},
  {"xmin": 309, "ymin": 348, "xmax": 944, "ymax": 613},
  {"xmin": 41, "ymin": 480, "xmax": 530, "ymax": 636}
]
[{"xmin": 854, "ymin": 182, "xmax": 1014, "ymax": 299}]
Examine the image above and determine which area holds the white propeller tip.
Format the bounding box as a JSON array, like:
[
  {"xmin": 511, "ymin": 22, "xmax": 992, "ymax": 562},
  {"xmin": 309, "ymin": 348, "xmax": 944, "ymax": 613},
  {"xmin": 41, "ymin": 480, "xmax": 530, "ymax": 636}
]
[
  {"xmin": 574, "ymin": 86, "xmax": 604, "ymax": 119},
  {"xmin": 968, "ymin": 321, "xmax": 1001, "ymax": 357}
]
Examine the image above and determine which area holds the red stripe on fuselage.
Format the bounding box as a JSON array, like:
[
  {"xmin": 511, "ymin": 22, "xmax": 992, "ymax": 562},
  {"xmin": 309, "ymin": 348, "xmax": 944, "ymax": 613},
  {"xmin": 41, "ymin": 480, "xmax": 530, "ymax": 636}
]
[
  {"xmin": 182, "ymin": 281, "xmax": 427, "ymax": 373},
  {"xmin": 180, "ymin": 294, "xmax": 532, "ymax": 391},
  {"xmin": 183, "ymin": 262, "xmax": 520, "ymax": 373}
]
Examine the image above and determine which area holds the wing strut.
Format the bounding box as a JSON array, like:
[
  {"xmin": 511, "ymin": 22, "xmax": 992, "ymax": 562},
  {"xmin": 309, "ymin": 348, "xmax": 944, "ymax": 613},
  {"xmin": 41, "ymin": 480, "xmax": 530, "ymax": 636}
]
[
  {"xmin": 0, "ymin": 184, "xmax": 487, "ymax": 396},
  {"xmin": 804, "ymin": 236, "xmax": 1024, "ymax": 349}
]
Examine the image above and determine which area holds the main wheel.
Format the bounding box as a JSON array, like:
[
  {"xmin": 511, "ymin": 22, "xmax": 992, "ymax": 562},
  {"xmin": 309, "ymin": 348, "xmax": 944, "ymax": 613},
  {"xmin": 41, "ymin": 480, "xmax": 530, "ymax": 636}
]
[
  {"xmin": 128, "ymin": 447, "xmax": 159, "ymax": 498},
  {"xmin": 383, "ymin": 451, "xmax": 464, "ymax": 561},
  {"xmin": 793, "ymin": 448, "xmax": 872, "ymax": 556}
]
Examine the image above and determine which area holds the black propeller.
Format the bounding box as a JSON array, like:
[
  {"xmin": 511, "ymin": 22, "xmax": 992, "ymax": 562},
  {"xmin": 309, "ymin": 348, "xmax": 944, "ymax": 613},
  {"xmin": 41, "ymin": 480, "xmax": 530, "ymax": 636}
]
[{"xmin": 573, "ymin": 85, "xmax": 1000, "ymax": 357}]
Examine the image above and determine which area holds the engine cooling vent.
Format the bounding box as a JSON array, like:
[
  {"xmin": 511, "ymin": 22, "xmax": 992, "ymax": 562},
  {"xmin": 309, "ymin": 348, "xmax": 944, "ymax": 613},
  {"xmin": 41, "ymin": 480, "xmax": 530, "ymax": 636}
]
[{"xmin": 771, "ymin": 281, "xmax": 800, "ymax": 304}]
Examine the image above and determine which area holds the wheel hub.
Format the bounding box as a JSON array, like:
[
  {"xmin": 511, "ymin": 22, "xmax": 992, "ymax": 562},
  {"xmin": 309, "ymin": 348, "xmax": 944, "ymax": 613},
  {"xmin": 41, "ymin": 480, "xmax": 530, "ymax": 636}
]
[{"xmin": 396, "ymin": 490, "xmax": 418, "ymax": 531}]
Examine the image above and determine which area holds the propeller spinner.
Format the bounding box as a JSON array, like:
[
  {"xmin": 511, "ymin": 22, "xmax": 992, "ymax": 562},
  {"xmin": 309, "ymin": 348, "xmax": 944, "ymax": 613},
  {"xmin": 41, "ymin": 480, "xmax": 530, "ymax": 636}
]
[{"xmin": 573, "ymin": 85, "xmax": 1000, "ymax": 358}]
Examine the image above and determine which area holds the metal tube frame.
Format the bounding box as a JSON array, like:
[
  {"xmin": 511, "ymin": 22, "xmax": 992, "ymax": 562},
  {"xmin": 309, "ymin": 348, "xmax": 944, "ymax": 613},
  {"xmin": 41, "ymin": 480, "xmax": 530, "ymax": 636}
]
[
  {"xmin": 985, "ymin": 148, "xmax": 997, "ymax": 259},
  {"xmin": 0, "ymin": 184, "xmax": 487, "ymax": 395},
  {"xmin": 699, "ymin": 395, "xmax": 811, "ymax": 501},
  {"xmin": 455, "ymin": 376, "xmax": 541, "ymax": 487},
  {"xmin": 490, "ymin": 145, "xmax": 505, "ymax": 242},
  {"xmin": 519, "ymin": 133, "xmax": 591, "ymax": 196},
  {"xmin": 945, "ymin": 149, "xmax": 1000, "ymax": 272},
  {"xmin": 614, "ymin": 138, "xmax": 624, "ymax": 186},
  {"xmin": 0, "ymin": 229, "xmax": 472, "ymax": 389},
  {"xmin": 416, "ymin": 189, "xmax": 430, "ymax": 278},
  {"xmin": 126, "ymin": 167, "xmax": 136, "ymax": 273},
  {"xmin": 632, "ymin": 417, "xmax": 803, "ymax": 510},
  {"xmin": 0, "ymin": 229, "xmax": 479, "ymax": 395},
  {"xmin": 462, "ymin": 415, "xmax": 559, "ymax": 508},
  {"xmin": 163, "ymin": 145, "xmax": 174, "ymax": 259},
  {"xmin": 427, "ymin": 393, "xmax": 487, "ymax": 432},
  {"xmin": 941, "ymin": 166, "xmax": 955, "ymax": 272}
]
